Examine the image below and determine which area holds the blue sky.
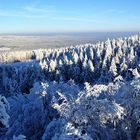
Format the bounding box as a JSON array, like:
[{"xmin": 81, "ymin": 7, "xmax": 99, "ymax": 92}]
[{"xmin": 0, "ymin": 0, "xmax": 140, "ymax": 33}]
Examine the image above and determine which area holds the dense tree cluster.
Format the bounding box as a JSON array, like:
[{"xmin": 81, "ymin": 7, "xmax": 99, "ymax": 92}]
[
  {"xmin": 0, "ymin": 35, "xmax": 140, "ymax": 93},
  {"xmin": 0, "ymin": 35, "xmax": 140, "ymax": 139},
  {"xmin": 1, "ymin": 78, "xmax": 140, "ymax": 139}
]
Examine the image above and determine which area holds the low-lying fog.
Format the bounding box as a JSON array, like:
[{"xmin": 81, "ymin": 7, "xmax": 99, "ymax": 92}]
[{"xmin": 0, "ymin": 32, "xmax": 140, "ymax": 51}]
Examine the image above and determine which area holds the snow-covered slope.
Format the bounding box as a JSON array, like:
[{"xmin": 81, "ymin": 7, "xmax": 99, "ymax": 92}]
[{"xmin": 0, "ymin": 35, "xmax": 140, "ymax": 140}]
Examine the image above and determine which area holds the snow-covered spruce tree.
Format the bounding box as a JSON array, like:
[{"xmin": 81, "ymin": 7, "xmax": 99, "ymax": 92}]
[
  {"xmin": 52, "ymin": 83, "xmax": 126, "ymax": 140},
  {"xmin": 0, "ymin": 95, "xmax": 10, "ymax": 137},
  {"xmin": 3, "ymin": 80, "xmax": 81, "ymax": 140},
  {"xmin": 49, "ymin": 78, "xmax": 140, "ymax": 140},
  {"xmin": 109, "ymin": 57, "xmax": 118, "ymax": 80},
  {"xmin": 5, "ymin": 85, "xmax": 48, "ymax": 140},
  {"xmin": 0, "ymin": 61, "xmax": 44, "ymax": 94}
]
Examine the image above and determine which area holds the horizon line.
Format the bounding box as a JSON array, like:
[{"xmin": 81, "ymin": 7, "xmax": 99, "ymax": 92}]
[{"xmin": 0, "ymin": 30, "xmax": 140, "ymax": 35}]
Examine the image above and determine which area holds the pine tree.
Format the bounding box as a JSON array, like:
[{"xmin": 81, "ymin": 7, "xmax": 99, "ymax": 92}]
[
  {"xmin": 109, "ymin": 58, "xmax": 117, "ymax": 77},
  {"xmin": 88, "ymin": 59, "xmax": 94, "ymax": 72}
]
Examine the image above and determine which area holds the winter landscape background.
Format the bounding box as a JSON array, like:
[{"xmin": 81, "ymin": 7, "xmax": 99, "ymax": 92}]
[
  {"xmin": 0, "ymin": 0, "xmax": 140, "ymax": 139},
  {"xmin": 0, "ymin": 34, "xmax": 140, "ymax": 140}
]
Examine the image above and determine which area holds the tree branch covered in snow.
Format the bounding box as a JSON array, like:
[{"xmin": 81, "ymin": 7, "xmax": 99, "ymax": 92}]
[{"xmin": 0, "ymin": 35, "xmax": 140, "ymax": 139}]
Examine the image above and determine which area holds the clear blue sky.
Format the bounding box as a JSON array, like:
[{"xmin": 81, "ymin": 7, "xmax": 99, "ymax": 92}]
[{"xmin": 0, "ymin": 0, "xmax": 140, "ymax": 33}]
